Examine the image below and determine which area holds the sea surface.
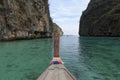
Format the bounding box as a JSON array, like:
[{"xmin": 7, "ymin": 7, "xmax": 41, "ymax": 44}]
[{"xmin": 0, "ymin": 36, "xmax": 120, "ymax": 80}]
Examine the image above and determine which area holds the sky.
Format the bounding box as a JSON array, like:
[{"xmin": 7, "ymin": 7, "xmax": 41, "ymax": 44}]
[{"xmin": 49, "ymin": 0, "xmax": 90, "ymax": 35}]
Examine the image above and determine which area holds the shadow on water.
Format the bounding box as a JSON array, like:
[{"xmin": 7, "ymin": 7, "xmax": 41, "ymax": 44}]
[{"xmin": 78, "ymin": 37, "xmax": 120, "ymax": 80}]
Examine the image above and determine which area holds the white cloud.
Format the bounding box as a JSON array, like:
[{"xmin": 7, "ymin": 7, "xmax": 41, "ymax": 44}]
[{"xmin": 49, "ymin": 0, "xmax": 90, "ymax": 35}]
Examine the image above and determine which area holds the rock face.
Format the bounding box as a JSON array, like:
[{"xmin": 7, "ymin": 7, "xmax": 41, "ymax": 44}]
[
  {"xmin": 79, "ymin": 0, "xmax": 120, "ymax": 36},
  {"xmin": 0, "ymin": 0, "xmax": 63, "ymax": 40},
  {"xmin": 52, "ymin": 23, "xmax": 63, "ymax": 36}
]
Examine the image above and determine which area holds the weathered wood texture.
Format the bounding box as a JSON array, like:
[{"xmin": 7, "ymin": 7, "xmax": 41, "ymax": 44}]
[
  {"xmin": 37, "ymin": 64, "xmax": 76, "ymax": 80},
  {"xmin": 52, "ymin": 33, "xmax": 60, "ymax": 57}
]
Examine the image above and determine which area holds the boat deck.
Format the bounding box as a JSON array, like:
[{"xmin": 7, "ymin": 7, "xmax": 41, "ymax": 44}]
[{"xmin": 37, "ymin": 64, "xmax": 76, "ymax": 80}]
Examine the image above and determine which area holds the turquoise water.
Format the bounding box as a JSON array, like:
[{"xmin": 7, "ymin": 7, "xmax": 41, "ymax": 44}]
[
  {"xmin": 0, "ymin": 36, "xmax": 120, "ymax": 80},
  {"xmin": 60, "ymin": 36, "xmax": 120, "ymax": 80},
  {"xmin": 0, "ymin": 39, "xmax": 52, "ymax": 80}
]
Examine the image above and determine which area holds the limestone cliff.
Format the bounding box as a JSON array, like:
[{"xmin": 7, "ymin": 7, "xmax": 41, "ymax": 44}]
[
  {"xmin": 0, "ymin": 0, "xmax": 63, "ymax": 40},
  {"xmin": 52, "ymin": 23, "xmax": 63, "ymax": 36},
  {"xmin": 79, "ymin": 0, "xmax": 120, "ymax": 36}
]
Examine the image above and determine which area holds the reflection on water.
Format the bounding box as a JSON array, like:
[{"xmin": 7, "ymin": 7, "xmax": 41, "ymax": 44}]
[
  {"xmin": 0, "ymin": 36, "xmax": 120, "ymax": 80},
  {"xmin": 60, "ymin": 36, "xmax": 120, "ymax": 80}
]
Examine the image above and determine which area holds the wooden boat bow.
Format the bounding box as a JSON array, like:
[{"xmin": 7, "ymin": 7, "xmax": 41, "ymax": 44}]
[
  {"xmin": 37, "ymin": 33, "xmax": 76, "ymax": 80},
  {"xmin": 37, "ymin": 64, "xmax": 76, "ymax": 80}
]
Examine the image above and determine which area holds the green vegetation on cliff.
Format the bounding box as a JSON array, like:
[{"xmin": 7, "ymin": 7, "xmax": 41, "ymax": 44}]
[{"xmin": 0, "ymin": 4, "xmax": 4, "ymax": 9}]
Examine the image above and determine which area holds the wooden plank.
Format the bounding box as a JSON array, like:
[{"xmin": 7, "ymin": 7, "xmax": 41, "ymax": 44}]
[
  {"xmin": 37, "ymin": 70, "xmax": 48, "ymax": 80},
  {"xmin": 44, "ymin": 70, "xmax": 54, "ymax": 80},
  {"xmin": 59, "ymin": 68, "xmax": 67, "ymax": 80},
  {"xmin": 53, "ymin": 67, "xmax": 59, "ymax": 80},
  {"xmin": 37, "ymin": 64, "xmax": 76, "ymax": 80}
]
